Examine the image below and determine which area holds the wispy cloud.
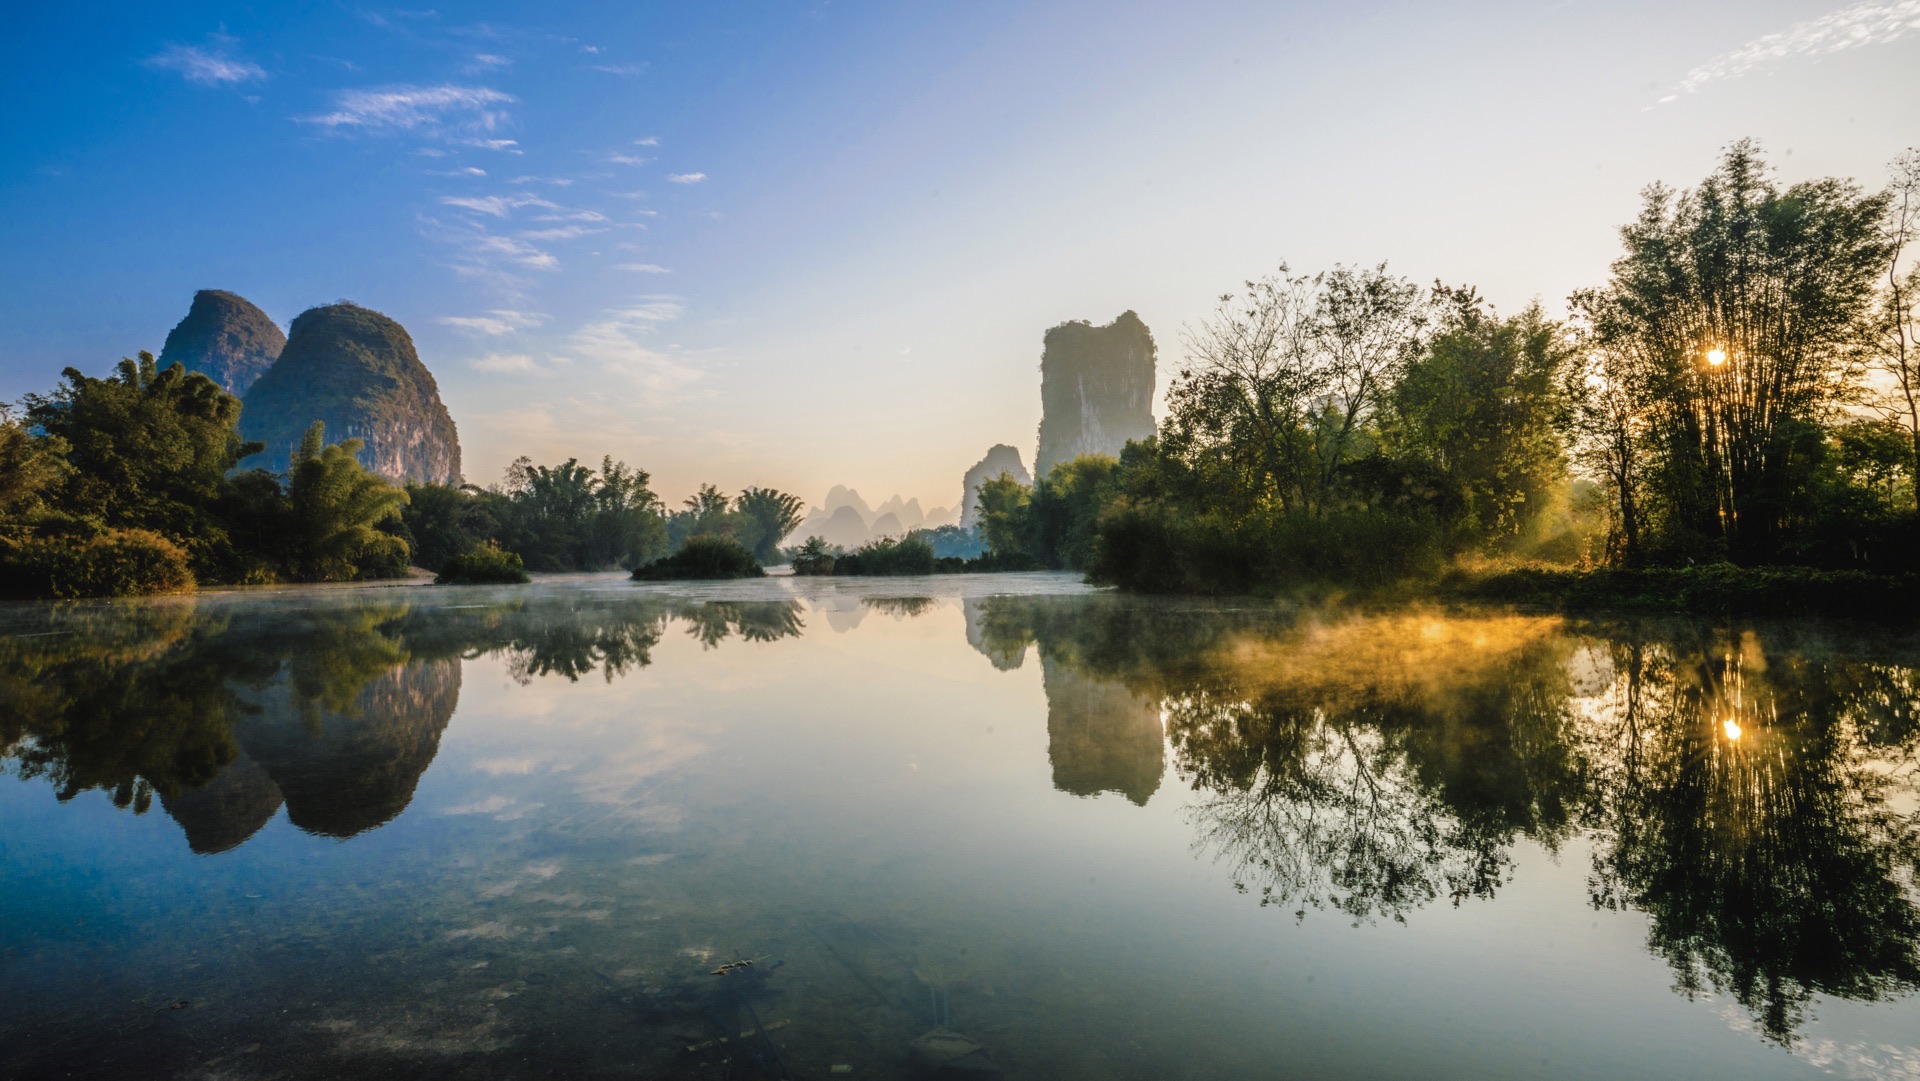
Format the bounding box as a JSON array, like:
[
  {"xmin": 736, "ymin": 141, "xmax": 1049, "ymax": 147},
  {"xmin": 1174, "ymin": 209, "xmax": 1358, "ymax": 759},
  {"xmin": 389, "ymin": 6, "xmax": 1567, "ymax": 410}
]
[
  {"xmin": 472, "ymin": 352, "xmax": 568, "ymax": 374},
  {"xmin": 302, "ymin": 83, "xmax": 515, "ymax": 137},
  {"xmin": 439, "ymin": 310, "xmax": 546, "ymax": 336},
  {"xmin": 613, "ymin": 263, "xmax": 671, "ymax": 273},
  {"xmin": 633, "ymin": 137, "xmax": 659, "ymax": 147},
  {"xmin": 144, "ymin": 43, "xmax": 266, "ymax": 86},
  {"xmin": 590, "ymin": 63, "xmax": 647, "ymax": 76},
  {"xmin": 571, "ymin": 299, "xmax": 702, "ymax": 394},
  {"xmin": 440, "ymin": 193, "xmax": 556, "ymax": 217},
  {"xmin": 521, "ymin": 225, "xmax": 604, "ymax": 240},
  {"xmin": 423, "ymin": 214, "xmax": 559, "ymax": 276},
  {"xmin": 1665, "ymin": 0, "xmax": 1920, "ymax": 101},
  {"xmin": 666, "ymin": 172, "xmax": 706, "ymax": 184},
  {"xmin": 606, "ymin": 153, "xmax": 652, "ymax": 167},
  {"xmin": 428, "ymin": 166, "xmax": 488, "ymax": 176},
  {"xmin": 511, "ymin": 175, "xmax": 575, "ymax": 186},
  {"xmin": 467, "ymin": 53, "xmax": 512, "ymax": 71},
  {"xmin": 533, "ymin": 208, "xmax": 608, "ymax": 223}
]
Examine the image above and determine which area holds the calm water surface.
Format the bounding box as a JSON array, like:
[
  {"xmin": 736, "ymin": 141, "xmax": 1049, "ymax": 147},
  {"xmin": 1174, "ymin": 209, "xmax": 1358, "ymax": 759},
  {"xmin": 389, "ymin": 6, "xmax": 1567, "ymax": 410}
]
[{"xmin": 3, "ymin": 573, "xmax": 1918, "ymax": 1080}]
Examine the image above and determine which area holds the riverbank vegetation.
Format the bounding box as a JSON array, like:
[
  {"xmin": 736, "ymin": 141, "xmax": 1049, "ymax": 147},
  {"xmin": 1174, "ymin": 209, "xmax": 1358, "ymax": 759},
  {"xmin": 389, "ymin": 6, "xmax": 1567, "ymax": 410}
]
[
  {"xmin": 0, "ymin": 356, "xmax": 413, "ymax": 597},
  {"xmin": 631, "ymin": 534, "xmax": 765, "ymax": 580},
  {"xmin": 956, "ymin": 142, "xmax": 1920, "ymax": 609},
  {"xmin": 0, "ymin": 353, "xmax": 808, "ymax": 597},
  {"xmin": 434, "ymin": 541, "xmax": 529, "ymax": 585},
  {"xmin": 401, "ymin": 471, "xmax": 803, "ymax": 576}
]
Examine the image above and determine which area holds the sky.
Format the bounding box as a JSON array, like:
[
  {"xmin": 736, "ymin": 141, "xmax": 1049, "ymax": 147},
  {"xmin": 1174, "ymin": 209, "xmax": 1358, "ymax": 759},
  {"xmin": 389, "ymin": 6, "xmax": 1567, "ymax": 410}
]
[{"xmin": 2, "ymin": 1, "xmax": 1917, "ymax": 511}]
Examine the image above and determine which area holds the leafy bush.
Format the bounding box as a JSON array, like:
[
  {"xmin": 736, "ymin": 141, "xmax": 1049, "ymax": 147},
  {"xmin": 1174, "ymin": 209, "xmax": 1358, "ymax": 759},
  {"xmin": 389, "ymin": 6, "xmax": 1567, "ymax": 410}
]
[
  {"xmin": 1445, "ymin": 564, "xmax": 1920, "ymax": 618},
  {"xmin": 911, "ymin": 524, "xmax": 986, "ymax": 559},
  {"xmin": 1088, "ymin": 504, "xmax": 1445, "ymax": 595},
  {"xmin": 435, "ymin": 542, "xmax": 529, "ymax": 585},
  {"xmin": 0, "ymin": 529, "xmax": 196, "ymax": 598},
  {"xmin": 833, "ymin": 535, "xmax": 936, "ymax": 576},
  {"xmin": 789, "ymin": 536, "xmax": 835, "ymax": 576},
  {"xmin": 631, "ymin": 535, "xmax": 765, "ymax": 580}
]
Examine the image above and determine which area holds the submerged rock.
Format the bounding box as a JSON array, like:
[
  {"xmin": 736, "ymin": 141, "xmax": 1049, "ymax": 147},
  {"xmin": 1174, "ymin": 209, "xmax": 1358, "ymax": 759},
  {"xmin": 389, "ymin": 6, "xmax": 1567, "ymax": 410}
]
[
  {"xmin": 1034, "ymin": 311, "xmax": 1156, "ymax": 477},
  {"xmin": 240, "ymin": 302, "xmax": 462, "ymax": 483},
  {"xmin": 157, "ymin": 289, "xmax": 286, "ymax": 397}
]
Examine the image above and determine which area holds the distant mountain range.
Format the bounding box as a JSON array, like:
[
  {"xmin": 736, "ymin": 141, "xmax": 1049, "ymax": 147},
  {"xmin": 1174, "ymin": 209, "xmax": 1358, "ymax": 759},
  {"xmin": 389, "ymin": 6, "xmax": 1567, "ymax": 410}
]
[{"xmin": 785, "ymin": 485, "xmax": 958, "ymax": 549}]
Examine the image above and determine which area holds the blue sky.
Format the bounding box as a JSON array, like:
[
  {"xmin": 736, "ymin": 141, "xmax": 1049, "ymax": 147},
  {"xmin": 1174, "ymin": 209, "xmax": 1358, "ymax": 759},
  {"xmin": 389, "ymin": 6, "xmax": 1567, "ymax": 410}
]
[{"xmin": 3, "ymin": 1, "xmax": 1917, "ymax": 509}]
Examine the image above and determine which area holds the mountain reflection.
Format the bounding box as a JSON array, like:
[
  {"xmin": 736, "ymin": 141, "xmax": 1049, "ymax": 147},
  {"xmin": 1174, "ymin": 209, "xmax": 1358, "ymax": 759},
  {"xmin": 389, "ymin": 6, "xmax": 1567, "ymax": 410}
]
[
  {"xmin": 975, "ymin": 594, "xmax": 1920, "ymax": 1041},
  {"xmin": 6, "ymin": 588, "xmax": 1917, "ymax": 1042},
  {"xmin": 0, "ymin": 594, "xmax": 804, "ymax": 853}
]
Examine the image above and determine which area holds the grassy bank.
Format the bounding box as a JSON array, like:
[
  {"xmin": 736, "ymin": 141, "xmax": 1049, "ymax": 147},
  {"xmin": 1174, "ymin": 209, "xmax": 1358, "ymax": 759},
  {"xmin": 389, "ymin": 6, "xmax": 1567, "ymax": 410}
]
[{"xmin": 1440, "ymin": 564, "xmax": 1920, "ymax": 620}]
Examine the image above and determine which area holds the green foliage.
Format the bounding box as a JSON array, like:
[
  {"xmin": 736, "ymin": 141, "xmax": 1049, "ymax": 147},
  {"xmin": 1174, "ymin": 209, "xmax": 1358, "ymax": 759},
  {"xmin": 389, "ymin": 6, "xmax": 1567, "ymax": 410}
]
[
  {"xmin": 975, "ymin": 472, "xmax": 1031, "ymax": 559},
  {"xmin": 1385, "ymin": 291, "xmax": 1577, "ymax": 550},
  {"xmin": 23, "ymin": 352, "xmax": 259, "ymax": 576},
  {"xmin": 911, "ymin": 524, "xmax": 985, "ymax": 558},
  {"xmin": 399, "ymin": 481, "xmax": 486, "ymax": 571},
  {"xmin": 0, "ymin": 404, "xmax": 68, "ymax": 538},
  {"xmin": 789, "ymin": 535, "xmax": 835, "ymax": 575},
  {"xmin": 734, "ymin": 486, "xmax": 806, "ymax": 563},
  {"xmin": 1026, "ymin": 455, "xmax": 1122, "ymax": 569},
  {"xmin": 1571, "ymin": 140, "xmax": 1894, "ymax": 563},
  {"xmin": 435, "ymin": 541, "xmax": 530, "ymax": 585},
  {"xmin": 834, "ymin": 534, "xmax": 936, "ymax": 575},
  {"xmin": 280, "ymin": 422, "xmax": 411, "ymax": 582},
  {"xmin": 400, "ymin": 457, "xmax": 667, "ymax": 572},
  {"xmin": 1087, "ymin": 502, "xmax": 1445, "ymax": 595},
  {"xmin": 1444, "ymin": 564, "xmax": 1920, "ymax": 618},
  {"xmin": 631, "ymin": 534, "xmax": 765, "ymax": 580},
  {"xmin": 0, "ymin": 528, "xmax": 195, "ymax": 598}
]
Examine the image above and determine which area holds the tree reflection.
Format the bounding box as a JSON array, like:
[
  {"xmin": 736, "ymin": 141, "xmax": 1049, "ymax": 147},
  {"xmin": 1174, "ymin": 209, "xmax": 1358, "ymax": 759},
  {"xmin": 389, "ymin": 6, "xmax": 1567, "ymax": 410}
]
[
  {"xmin": 0, "ymin": 591, "xmax": 811, "ymax": 852},
  {"xmin": 1580, "ymin": 627, "xmax": 1920, "ymax": 1043},
  {"xmin": 981, "ymin": 595, "xmax": 1920, "ymax": 1038}
]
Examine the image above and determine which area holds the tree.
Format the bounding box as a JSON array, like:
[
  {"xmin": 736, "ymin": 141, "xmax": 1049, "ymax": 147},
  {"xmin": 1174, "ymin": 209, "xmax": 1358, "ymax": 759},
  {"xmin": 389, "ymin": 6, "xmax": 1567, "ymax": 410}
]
[
  {"xmin": 0, "ymin": 405, "xmax": 67, "ymax": 538},
  {"xmin": 1025, "ymin": 454, "xmax": 1121, "ymax": 569},
  {"xmin": 1165, "ymin": 264, "xmax": 1426, "ymax": 518},
  {"xmin": 1387, "ymin": 291, "xmax": 1577, "ymax": 550},
  {"xmin": 584, "ymin": 457, "xmax": 665, "ymax": 569},
  {"xmin": 1572, "ymin": 141, "xmax": 1892, "ymax": 560},
  {"xmin": 1874, "ymin": 148, "xmax": 1920, "ymax": 513},
  {"xmin": 282, "ymin": 422, "xmax": 410, "ymax": 581},
  {"xmin": 734, "ymin": 487, "xmax": 805, "ymax": 563},
  {"xmin": 975, "ymin": 472, "xmax": 1032, "ymax": 558},
  {"xmin": 23, "ymin": 352, "xmax": 260, "ymax": 572}
]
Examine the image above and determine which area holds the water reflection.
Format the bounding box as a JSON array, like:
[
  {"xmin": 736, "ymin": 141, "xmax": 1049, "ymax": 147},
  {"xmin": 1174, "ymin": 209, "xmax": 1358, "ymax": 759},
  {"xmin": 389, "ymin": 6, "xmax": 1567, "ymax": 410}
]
[
  {"xmin": 0, "ymin": 594, "xmax": 805, "ymax": 852},
  {"xmin": 978, "ymin": 594, "xmax": 1920, "ymax": 1042},
  {"xmin": 4, "ymin": 584, "xmax": 1919, "ymax": 1049}
]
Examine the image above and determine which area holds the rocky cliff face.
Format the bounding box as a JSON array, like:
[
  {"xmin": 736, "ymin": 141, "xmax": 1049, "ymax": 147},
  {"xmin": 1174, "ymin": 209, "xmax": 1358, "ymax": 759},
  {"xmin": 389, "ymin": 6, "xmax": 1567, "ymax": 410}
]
[
  {"xmin": 959, "ymin": 444, "xmax": 1031, "ymax": 531},
  {"xmin": 1035, "ymin": 311, "xmax": 1157, "ymax": 476},
  {"xmin": 240, "ymin": 303, "xmax": 462, "ymax": 484},
  {"xmin": 157, "ymin": 289, "xmax": 286, "ymax": 397}
]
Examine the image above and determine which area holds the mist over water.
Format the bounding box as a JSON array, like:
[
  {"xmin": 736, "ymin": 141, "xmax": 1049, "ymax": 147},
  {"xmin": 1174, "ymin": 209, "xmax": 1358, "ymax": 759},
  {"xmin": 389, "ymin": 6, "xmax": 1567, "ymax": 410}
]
[{"xmin": 3, "ymin": 576, "xmax": 1918, "ymax": 1079}]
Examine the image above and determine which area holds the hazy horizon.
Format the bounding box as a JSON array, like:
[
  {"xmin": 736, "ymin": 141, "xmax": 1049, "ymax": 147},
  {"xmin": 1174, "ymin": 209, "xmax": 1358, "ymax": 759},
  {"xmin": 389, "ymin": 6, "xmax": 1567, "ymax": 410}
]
[{"xmin": 3, "ymin": 0, "xmax": 1917, "ymax": 507}]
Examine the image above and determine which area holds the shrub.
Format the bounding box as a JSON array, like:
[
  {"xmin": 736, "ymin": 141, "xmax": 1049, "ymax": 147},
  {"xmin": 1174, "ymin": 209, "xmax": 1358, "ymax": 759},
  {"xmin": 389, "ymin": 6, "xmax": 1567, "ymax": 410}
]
[
  {"xmin": 833, "ymin": 535, "xmax": 936, "ymax": 576},
  {"xmin": 631, "ymin": 534, "xmax": 764, "ymax": 580},
  {"xmin": 0, "ymin": 529, "xmax": 196, "ymax": 599},
  {"xmin": 435, "ymin": 542, "xmax": 530, "ymax": 585},
  {"xmin": 1087, "ymin": 503, "xmax": 1445, "ymax": 595},
  {"xmin": 1445, "ymin": 564, "xmax": 1920, "ymax": 618},
  {"xmin": 789, "ymin": 536, "xmax": 836, "ymax": 576}
]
